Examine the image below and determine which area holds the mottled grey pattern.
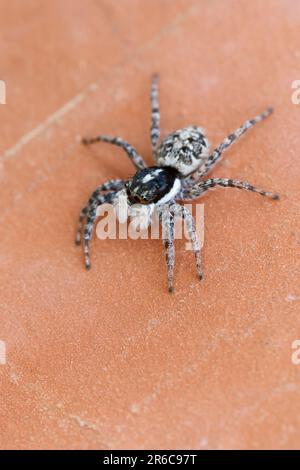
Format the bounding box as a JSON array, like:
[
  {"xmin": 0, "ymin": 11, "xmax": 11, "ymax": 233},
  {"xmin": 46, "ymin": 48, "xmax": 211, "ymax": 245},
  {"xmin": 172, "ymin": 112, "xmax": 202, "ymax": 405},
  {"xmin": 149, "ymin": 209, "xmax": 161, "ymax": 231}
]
[
  {"xmin": 182, "ymin": 177, "xmax": 280, "ymax": 201},
  {"xmin": 172, "ymin": 204, "xmax": 203, "ymax": 281},
  {"xmin": 82, "ymin": 190, "xmax": 120, "ymax": 270},
  {"xmin": 156, "ymin": 126, "xmax": 210, "ymax": 176},
  {"xmin": 157, "ymin": 203, "xmax": 203, "ymax": 292},
  {"xmin": 76, "ymin": 75, "xmax": 279, "ymax": 291},
  {"xmin": 76, "ymin": 180, "xmax": 124, "ymax": 270},
  {"xmin": 159, "ymin": 207, "xmax": 175, "ymax": 293},
  {"xmin": 150, "ymin": 74, "xmax": 160, "ymax": 153}
]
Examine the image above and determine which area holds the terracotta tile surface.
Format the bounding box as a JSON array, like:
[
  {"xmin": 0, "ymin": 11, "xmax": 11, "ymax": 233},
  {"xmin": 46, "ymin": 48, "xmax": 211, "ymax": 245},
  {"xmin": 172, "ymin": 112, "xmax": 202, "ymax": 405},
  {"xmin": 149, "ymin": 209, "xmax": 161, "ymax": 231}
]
[{"xmin": 0, "ymin": 0, "xmax": 300, "ymax": 450}]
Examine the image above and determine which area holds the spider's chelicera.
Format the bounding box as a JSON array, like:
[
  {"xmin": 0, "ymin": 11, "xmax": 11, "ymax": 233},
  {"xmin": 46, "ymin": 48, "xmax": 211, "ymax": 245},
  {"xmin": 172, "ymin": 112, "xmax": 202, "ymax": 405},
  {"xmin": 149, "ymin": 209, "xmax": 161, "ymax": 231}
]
[{"xmin": 76, "ymin": 75, "xmax": 279, "ymax": 292}]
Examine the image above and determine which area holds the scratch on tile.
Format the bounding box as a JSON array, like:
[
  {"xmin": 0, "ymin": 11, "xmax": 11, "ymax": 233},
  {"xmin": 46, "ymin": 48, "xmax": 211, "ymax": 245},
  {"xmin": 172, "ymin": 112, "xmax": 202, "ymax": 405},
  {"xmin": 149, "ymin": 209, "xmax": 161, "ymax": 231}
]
[
  {"xmin": 70, "ymin": 414, "xmax": 97, "ymax": 431},
  {"xmin": 0, "ymin": 2, "xmax": 200, "ymax": 163},
  {"xmin": 0, "ymin": 88, "xmax": 92, "ymax": 162}
]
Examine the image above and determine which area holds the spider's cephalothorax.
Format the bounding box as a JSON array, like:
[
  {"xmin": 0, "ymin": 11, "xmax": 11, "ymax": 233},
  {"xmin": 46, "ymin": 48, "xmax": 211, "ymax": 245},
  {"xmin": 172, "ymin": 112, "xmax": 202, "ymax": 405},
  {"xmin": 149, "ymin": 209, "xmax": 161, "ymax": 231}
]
[
  {"xmin": 126, "ymin": 166, "xmax": 180, "ymax": 205},
  {"xmin": 76, "ymin": 74, "xmax": 279, "ymax": 292}
]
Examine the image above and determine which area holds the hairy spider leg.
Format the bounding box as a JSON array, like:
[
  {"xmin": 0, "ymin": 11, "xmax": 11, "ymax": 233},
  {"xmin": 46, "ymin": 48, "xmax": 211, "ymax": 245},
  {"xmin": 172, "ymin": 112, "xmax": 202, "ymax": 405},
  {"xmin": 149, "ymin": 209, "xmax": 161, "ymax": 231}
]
[{"xmin": 82, "ymin": 135, "xmax": 146, "ymax": 170}]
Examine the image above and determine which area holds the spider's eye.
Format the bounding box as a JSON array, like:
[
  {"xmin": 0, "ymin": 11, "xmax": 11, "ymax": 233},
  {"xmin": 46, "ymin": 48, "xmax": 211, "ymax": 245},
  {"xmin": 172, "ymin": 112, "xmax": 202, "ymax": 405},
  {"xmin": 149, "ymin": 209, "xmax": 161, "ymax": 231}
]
[{"xmin": 133, "ymin": 194, "xmax": 152, "ymax": 204}]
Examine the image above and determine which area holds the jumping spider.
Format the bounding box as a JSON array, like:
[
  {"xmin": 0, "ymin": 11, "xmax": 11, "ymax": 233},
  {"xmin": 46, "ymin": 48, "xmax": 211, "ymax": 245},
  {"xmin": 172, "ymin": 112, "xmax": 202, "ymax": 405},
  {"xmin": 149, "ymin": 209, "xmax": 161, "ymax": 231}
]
[{"xmin": 76, "ymin": 75, "xmax": 279, "ymax": 292}]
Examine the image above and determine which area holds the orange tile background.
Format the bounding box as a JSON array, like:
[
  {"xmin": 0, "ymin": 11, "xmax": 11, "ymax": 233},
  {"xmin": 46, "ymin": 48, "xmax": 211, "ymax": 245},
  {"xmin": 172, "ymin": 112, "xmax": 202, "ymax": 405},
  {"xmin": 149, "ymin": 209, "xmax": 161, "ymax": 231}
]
[{"xmin": 0, "ymin": 0, "xmax": 299, "ymax": 449}]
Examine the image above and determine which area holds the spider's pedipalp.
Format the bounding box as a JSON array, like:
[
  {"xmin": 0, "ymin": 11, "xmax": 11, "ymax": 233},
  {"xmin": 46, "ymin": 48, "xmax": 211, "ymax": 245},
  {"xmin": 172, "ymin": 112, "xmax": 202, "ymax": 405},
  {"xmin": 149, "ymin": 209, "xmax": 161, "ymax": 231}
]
[{"xmin": 82, "ymin": 134, "xmax": 146, "ymax": 170}]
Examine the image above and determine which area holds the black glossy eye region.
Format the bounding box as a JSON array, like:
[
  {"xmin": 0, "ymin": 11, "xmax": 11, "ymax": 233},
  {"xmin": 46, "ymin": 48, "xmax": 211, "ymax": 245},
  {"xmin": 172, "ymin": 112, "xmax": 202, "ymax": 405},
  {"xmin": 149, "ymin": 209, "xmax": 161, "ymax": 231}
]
[{"xmin": 126, "ymin": 166, "xmax": 178, "ymax": 204}]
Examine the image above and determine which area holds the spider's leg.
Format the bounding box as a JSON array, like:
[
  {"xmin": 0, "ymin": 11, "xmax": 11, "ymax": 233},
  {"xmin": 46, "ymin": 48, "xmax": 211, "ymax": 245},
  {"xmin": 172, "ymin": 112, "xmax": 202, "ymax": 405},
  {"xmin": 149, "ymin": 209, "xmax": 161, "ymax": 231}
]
[
  {"xmin": 82, "ymin": 134, "xmax": 146, "ymax": 170},
  {"xmin": 150, "ymin": 74, "xmax": 160, "ymax": 155},
  {"xmin": 184, "ymin": 177, "xmax": 279, "ymax": 200},
  {"xmin": 195, "ymin": 108, "xmax": 273, "ymax": 179},
  {"xmin": 75, "ymin": 179, "xmax": 125, "ymax": 246},
  {"xmin": 173, "ymin": 204, "xmax": 203, "ymax": 280},
  {"xmin": 83, "ymin": 201, "xmax": 98, "ymax": 270},
  {"xmin": 82, "ymin": 190, "xmax": 118, "ymax": 270},
  {"xmin": 76, "ymin": 205, "xmax": 89, "ymax": 246},
  {"xmin": 159, "ymin": 206, "xmax": 175, "ymax": 293}
]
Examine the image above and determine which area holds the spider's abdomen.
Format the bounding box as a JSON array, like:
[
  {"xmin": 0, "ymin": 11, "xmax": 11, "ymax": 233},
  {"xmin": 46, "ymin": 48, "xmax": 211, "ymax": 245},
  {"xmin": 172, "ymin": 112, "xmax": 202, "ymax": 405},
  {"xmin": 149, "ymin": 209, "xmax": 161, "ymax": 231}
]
[{"xmin": 155, "ymin": 126, "xmax": 210, "ymax": 176}]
